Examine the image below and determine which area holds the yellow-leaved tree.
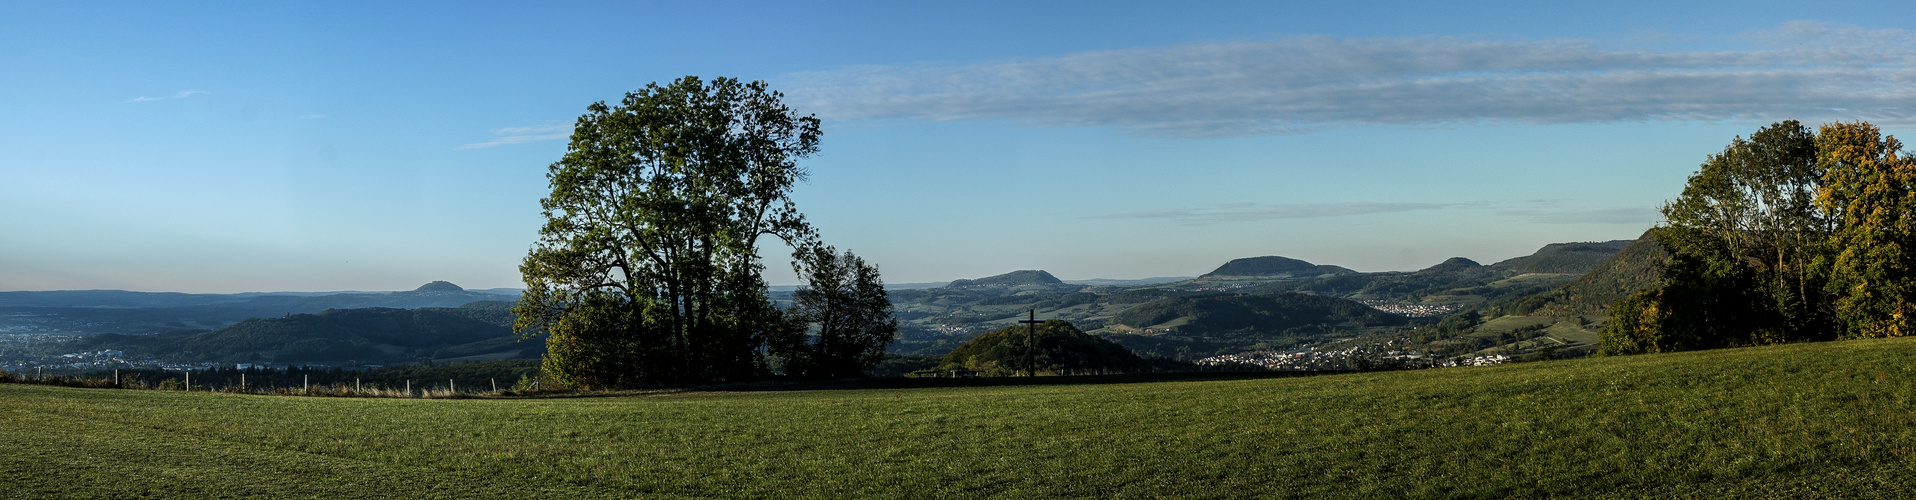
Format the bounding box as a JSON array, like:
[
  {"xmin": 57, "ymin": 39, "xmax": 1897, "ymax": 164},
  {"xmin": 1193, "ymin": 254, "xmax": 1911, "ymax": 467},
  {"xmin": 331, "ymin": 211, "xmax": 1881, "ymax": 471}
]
[{"xmin": 1817, "ymin": 122, "xmax": 1916, "ymax": 338}]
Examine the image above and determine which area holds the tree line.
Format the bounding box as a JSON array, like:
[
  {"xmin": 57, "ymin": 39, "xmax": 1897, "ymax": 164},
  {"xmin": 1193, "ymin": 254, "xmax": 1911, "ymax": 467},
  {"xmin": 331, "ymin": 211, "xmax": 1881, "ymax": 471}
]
[{"xmin": 1603, "ymin": 120, "xmax": 1916, "ymax": 354}]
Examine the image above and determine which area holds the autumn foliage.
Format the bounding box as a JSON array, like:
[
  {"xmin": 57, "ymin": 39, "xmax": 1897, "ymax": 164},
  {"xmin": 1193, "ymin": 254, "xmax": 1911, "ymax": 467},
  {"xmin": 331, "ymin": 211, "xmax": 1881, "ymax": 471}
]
[{"xmin": 1603, "ymin": 121, "xmax": 1916, "ymax": 354}]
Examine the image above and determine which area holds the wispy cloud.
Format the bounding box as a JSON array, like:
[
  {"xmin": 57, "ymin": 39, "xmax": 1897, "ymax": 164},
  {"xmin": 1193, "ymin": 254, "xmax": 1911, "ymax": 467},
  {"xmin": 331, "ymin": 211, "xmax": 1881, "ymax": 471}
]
[
  {"xmin": 122, "ymin": 90, "xmax": 207, "ymax": 104},
  {"xmin": 1092, "ymin": 202, "xmax": 1448, "ymax": 225},
  {"xmin": 783, "ymin": 21, "xmax": 1916, "ymax": 137},
  {"xmin": 461, "ymin": 124, "xmax": 573, "ymax": 149}
]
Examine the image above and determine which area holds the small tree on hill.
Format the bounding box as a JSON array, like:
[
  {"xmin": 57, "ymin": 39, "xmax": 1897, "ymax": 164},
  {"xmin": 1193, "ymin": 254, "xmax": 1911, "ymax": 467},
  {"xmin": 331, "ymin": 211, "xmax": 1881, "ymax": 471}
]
[{"xmin": 937, "ymin": 320, "xmax": 1149, "ymax": 376}]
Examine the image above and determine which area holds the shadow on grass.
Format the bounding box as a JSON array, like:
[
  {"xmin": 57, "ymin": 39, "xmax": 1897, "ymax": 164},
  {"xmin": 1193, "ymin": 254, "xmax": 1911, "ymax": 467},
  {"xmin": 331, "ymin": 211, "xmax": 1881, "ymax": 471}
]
[
  {"xmin": 1, "ymin": 369, "xmax": 1364, "ymax": 400},
  {"xmin": 515, "ymin": 370, "xmax": 1362, "ymax": 398}
]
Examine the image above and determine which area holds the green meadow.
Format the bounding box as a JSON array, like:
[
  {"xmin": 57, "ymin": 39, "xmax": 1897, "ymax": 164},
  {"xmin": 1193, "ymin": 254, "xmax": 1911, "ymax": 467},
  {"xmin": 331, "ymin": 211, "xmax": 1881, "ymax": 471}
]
[{"xmin": 10, "ymin": 338, "xmax": 1916, "ymax": 498}]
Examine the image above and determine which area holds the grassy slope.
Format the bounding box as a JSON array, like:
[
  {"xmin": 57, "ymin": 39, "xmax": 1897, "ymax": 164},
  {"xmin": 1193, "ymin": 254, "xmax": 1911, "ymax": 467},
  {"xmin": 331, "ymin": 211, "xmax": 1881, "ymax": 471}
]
[{"xmin": 10, "ymin": 338, "xmax": 1916, "ymax": 498}]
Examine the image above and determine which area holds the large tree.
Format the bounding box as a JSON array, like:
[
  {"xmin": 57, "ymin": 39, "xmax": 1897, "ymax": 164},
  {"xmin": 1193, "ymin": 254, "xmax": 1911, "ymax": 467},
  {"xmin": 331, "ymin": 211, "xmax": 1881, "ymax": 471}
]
[
  {"xmin": 1602, "ymin": 121, "xmax": 1835, "ymax": 354},
  {"xmin": 1602, "ymin": 120, "xmax": 1916, "ymax": 354},
  {"xmin": 514, "ymin": 76, "xmax": 821, "ymax": 388}
]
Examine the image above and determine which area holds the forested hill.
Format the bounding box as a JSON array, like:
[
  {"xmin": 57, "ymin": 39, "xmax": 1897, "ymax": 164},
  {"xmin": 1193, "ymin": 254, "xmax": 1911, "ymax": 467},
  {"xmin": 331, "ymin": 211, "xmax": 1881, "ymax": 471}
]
[
  {"xmin": 1236, "ymin": 239, "xmax": 1636, "ymax": 304},
  {"xmin": 888, "ymin": 239, "xmax": 1639, "ymax": 359},
  {"xmin": 1419, "ymin": 257, "xmax": 1480, "ymax": 272},
  {"xmin": 61, "ymin": 301, "xmax": 536, "ymax": 364},
  {"xmin": 1488, "ymin": 240, "xmax": 1636, "ymax": 274},
  {"xmin": 937, "ymin": 320, "xmax": 1151, "ymax": 376},
  {"xmin": 1505, "ymin": 233, "xmax": 1666, "ymax": 316},
  {"xmin": 1202, "ymin": 256, "xmax": 1356, "ymax": 277},
  {"xmin": 946, "ymin": 270, "xmax": 1066, "ymax": 288},
  {"xmin": 1110, "ymin": 293, "xmax": 1410, "ymax": 332}
]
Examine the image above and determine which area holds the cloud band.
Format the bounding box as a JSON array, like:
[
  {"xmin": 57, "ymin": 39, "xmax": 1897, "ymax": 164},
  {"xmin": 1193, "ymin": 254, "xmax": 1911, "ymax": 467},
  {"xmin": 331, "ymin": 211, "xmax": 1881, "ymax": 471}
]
[{"xmin": 782, "ymin": 22, "xmax": 1916, "ymax": 137}]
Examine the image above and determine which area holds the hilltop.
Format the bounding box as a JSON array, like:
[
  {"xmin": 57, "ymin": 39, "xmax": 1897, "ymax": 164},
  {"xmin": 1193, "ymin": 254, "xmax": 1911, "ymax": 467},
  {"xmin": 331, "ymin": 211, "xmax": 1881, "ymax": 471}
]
[
  {"xmin": 1202, "ymin": 256, "xmax": 1356, "ymax": 278},
  {"xmin": 945, "ymin": 270, "xmax": 1066, "ymax": 288},
  {"xmin": 408, "ymin": 281, "xmax": 468, "ymax": 294},
  {"xmin": 1489, "ymin": 240, "xmax": 1637, "ymax": 274}
]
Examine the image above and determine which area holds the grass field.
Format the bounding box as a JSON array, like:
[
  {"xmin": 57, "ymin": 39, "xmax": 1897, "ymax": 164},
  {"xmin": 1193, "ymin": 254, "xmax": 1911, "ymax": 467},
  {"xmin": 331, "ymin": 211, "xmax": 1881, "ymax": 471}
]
[{"xmin": 9, "ymin": 338, "xmax": 1916, "ymax": 498}]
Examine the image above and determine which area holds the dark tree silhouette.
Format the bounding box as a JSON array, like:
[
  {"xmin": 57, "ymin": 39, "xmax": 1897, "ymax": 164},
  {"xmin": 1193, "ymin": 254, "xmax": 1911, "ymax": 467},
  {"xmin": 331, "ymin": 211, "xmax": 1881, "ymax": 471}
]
[
  {"xmin": 514, "ymin": 76, "xmax": 821, "ymax": 388},
  {"xmin": 776, "ymin": 247, "xmax": 897, "ymax": 378}
]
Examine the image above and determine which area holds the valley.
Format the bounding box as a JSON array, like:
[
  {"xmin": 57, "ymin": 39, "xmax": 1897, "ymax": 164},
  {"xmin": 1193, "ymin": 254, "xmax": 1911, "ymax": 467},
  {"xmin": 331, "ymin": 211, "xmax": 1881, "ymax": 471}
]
[
  {"xmin": 5, "ymin": 237, "xmax": 1657, "ymax": 376},
  {"xmin": 885, "ymin": 237, "xmax": 1646, "ymax": 365}
]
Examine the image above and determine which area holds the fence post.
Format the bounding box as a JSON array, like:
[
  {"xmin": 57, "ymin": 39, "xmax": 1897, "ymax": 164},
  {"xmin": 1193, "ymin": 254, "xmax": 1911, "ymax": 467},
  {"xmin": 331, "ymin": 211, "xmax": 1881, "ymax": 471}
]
[
  {"xmin": 114, "ymin": 370, "xmax": 120, "ymax": 386},
  {"xmin": 241, "ymin": 374, "xmax": 246, "ymax": 391},
  {"xmin": 450, "ymin": 379, "xmax": 455, "ymax": 394},
  {"xmin": 405, "ymin": 380, "xmax": 410, "ymax": 397},
  {"xmin": 356, "ymin": 378, "xmax": 361, "ymax": 393},
  {"xmin": 185, "ymin": 370, "xmax": 190, "ymax": 391},
  {"xmin": 304, "ymin": 374, "xmax": 309, "ymax": 393},
  {"xmin": 491, "ymin": 379, "xmax": 497, "ymax": 393}
]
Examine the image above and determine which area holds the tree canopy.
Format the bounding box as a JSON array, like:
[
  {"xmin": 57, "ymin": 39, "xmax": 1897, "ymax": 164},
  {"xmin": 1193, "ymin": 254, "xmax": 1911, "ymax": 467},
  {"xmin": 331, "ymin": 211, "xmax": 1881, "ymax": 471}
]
[
  {"xmin": 1818, "ymin": 122, "xmax": 1916, "ymax": 338},
  {"xmin": 514, "ymin": 76, "xmax": 830, "ymax": 388},
  {"xmin": 1602, "ymin": 120, "xmax": 1916, "ymax": 354}
]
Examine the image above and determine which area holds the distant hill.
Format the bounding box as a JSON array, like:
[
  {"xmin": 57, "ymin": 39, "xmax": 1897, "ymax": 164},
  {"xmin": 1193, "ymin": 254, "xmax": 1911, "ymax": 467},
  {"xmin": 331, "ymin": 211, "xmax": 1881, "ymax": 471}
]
[
  {"xmin": 1110, "ymin": 293, "xmax": 1410, "ymax": 333},
  {"xmin": 62, "ymin": 301, "xmax": 537, "ymax": 364},
  {"xmin": 1090, "ymin": 292, "xmax": 1416, "ymax": 359},
  {"xmin": 0, "ymin": 282, "xmax": 518, "ymax": 335},
  {"xmin": 1504, "ymin": 233, "xmax": 1666, "ymax": 317},
  {"xmin": 947, "ymin": 270, "xmax": 1066, "ymax": 288},
  {"xmin": 1235, "ymin": 240, "xmax": 1635, "ymax": 306},
  {"xmin": 880, "ymin": 240, "xmax": 1635, "ymax": 359},
  {"xmin": 1203, "ymin": 256, "xmax": 1355, "ymax": 278},
  {"xmin": 1490, "ymin": 240, "xmax": 1636, "ymax": 274},
  {"xmin": 937, "ymin": 320, "xmax": 1150, "ymax": 376},
  {"xmin": 1423, "ymin": 257, "xmax": 1483, "ymax": 273},
  {"xmin": 235, "ymin": 282, "xmax": 515, "ymax": 312}
]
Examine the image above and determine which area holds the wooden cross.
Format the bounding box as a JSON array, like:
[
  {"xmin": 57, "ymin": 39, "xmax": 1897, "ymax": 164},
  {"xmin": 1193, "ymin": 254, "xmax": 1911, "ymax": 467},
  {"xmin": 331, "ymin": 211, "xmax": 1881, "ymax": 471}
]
[{"xmin": 1018, "ymin": 309, "xmax": 1043, "ymax": 377}]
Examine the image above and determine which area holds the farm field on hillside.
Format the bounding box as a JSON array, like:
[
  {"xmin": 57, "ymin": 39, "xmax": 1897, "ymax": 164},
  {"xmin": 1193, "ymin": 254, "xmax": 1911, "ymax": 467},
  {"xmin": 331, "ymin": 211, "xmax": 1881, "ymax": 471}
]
[{"xmin": 9, "ymin": 338, "xmax": 1916, "ymax": 498}]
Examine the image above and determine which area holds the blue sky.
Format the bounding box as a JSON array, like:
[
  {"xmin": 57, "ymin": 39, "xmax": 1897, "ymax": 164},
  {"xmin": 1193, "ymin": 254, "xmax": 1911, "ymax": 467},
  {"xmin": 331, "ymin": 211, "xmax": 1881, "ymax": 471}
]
[{"xmin": 3, "ymin": 1, "xmax": 1913, "ymax": 293}]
